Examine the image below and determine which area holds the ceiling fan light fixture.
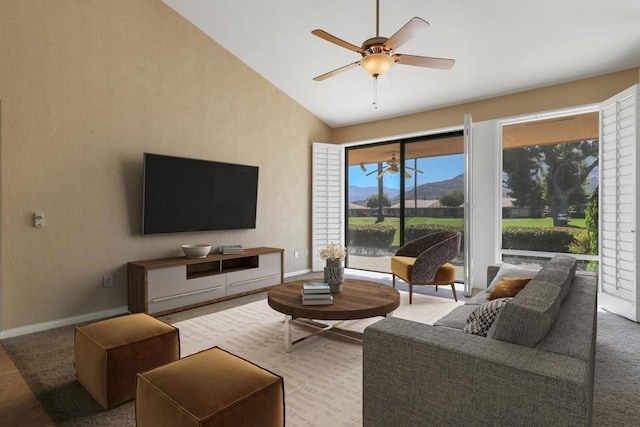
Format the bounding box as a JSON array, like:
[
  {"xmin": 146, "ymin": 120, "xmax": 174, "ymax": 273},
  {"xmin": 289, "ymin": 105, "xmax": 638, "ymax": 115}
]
[{"xmin": 360, "ymin": 53, "xmax": 394, "ymax": 77}]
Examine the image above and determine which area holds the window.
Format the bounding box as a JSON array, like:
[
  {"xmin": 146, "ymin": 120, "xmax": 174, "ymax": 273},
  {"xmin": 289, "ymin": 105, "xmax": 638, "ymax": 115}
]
[{"xmin": 500, "ymin": 111, "xmax": 599, "ymax": 271}]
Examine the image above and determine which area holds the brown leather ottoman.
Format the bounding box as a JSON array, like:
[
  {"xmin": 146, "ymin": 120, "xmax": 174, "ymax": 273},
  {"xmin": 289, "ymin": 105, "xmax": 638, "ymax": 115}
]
[
  {"xmin": 136, "ymin": 347, "xmax": 285, "ymax": 427},
  {"xmin": 74, "ymin": 313, "xmax": 180, "ymax": 410}
]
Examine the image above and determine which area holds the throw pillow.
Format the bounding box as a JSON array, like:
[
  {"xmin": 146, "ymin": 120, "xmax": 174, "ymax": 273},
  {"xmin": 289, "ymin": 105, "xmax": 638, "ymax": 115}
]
[
  {"xmin": 486, "ymin": 263, "xmax": 539, "ymax": 293},
  {"xmin": 463, "ymin": 297, "xmax": 512, "ymax": 337},
  {"xmin": 486, "ymin": 277, "xmax": 532, "ymax": 300}
]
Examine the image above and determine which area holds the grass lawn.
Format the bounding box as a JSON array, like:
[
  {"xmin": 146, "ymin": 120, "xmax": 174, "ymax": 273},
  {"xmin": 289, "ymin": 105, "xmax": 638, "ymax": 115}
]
[{"xmin": 502, "ymin": 217, "xmax": 586, "ymax": 229}]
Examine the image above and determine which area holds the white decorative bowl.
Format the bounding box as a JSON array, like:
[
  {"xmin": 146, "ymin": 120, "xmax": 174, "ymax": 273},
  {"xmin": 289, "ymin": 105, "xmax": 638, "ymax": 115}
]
[{"xmin": 182, "ymin": 244, "xmax": 212, "ymax": 258}]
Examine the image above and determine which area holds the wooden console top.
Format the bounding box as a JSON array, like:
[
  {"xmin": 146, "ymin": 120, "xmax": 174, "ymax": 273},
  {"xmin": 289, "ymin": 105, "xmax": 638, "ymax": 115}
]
[{"xmin": 128, "ymin": 247, "xmax": 284, "ymax": 270}]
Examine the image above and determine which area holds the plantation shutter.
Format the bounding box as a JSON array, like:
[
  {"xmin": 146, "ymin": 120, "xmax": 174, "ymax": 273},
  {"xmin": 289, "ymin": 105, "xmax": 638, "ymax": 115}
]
[
  {"xmin": 599, "ymin": 84, "xmax": 639, "ymax": 322},
  {"xmin": 312, "ymin": 143, "xmax": 344, "ymax": 272}
]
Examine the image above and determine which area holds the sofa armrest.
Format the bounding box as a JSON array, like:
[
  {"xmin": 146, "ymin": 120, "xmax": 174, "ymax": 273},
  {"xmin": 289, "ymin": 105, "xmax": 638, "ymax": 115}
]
[{"xmin": 363, "ymin": 317, "xmax": 591, "ymax": 426}]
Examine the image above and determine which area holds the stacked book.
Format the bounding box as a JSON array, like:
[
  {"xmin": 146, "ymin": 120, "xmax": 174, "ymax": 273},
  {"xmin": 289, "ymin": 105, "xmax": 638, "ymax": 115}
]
[
  {"xmin": 301, "ymin": 282, "xmax": 333, "ymax": 305},
  {"xmin": 220, "ymin": 245, "xmax": 243, "ymax": 255}
]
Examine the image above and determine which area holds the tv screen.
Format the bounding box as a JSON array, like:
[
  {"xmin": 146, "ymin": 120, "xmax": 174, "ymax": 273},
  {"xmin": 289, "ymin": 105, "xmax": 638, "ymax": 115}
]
[{"xmin": 142, "ymin": 153, "xmax": 258, "ymax": 234}]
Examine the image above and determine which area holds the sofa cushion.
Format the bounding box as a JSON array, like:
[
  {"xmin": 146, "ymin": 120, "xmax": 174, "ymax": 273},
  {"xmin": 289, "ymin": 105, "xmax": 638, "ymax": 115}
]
[
  {"xmin": 486, "ymin": 277, "xmax": 532, "ymax": 300},
  {"xmin": 547, "ymin": 254, "xmax": 577, "ymax": 269},
  {"xmin": 434, "ymin": 304, "xmax": 477, "ymax": 330},
  {"xmin": 392, "ymin": 257, "xmax": 456, "ymax": 283},
  {"xmin": 463, "ymin": 298, "xmax": 512, "ymax": 337},
  {"xmin": 534, "ymin": 272, "xmax": 598, "ymax": 361},
  {"xmin": 464, "ymin": 291, "xmax": 490, "ymax": 306},
  {"xmin": 485, "ymin": 263, "xmax": 539, "ymax": 293},
  {"xmin": 536, "ymin": 255, "xmax": 577, "ymax": 301},
  {"xmin": 488, "ymin": 280, "xmax": 562, "ymax": 346}
]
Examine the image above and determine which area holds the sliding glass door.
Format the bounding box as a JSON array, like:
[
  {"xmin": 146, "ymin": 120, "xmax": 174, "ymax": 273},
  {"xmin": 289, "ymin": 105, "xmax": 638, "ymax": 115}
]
[{"xmin": 345, "ymin": 132, "xmax": 465, "ymax": 281}]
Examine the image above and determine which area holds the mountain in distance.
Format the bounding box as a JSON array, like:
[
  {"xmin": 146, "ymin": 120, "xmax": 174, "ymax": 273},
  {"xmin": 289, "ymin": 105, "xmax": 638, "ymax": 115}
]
[
  {"xmin": 351, "ymin": 168, "xmax": 597, "ymax": 206},
  {"xmin": 398, "ymin": 174, "xmax": 464, "ymax": 202},
  {"xmin": 349, "ymin": 186, "xmax": 400, "ymax": 204},
  {"xmin": 349, "ymin": 174, "xmax": 464, "ymax": 205}
]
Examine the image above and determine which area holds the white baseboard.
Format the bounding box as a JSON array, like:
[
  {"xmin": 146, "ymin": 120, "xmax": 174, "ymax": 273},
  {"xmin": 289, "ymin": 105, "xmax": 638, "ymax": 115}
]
[{"xmin": 0, "ymin": 306, "xmax": 129, "ymax": 339}]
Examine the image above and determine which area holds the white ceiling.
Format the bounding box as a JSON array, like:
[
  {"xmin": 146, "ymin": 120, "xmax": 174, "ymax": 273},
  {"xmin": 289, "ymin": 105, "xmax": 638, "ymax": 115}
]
[{"xmin": 162, "ymin": 0, "xmax": 640, "ymax": 128}]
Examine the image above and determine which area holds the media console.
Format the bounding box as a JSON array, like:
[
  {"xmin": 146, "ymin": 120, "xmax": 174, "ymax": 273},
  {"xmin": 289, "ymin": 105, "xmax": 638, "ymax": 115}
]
[{"xmin": 127, "ymin": 247, "xmax": 284, "ymax": 316}]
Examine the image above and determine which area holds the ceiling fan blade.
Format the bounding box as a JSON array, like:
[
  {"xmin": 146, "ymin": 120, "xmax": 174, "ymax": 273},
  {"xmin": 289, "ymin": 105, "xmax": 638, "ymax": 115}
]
[
  {"xmin": 313, "ymin": 61, "xmax": 360, "ymax": 81},
  {"xmin": 377, "ymin": 170, "xmax": 387, "ymax": 179},
  {"xmin": 366, "ymin": 169, "xmax": 379, "ymax": 176},
  {"xmin": 405, "ymin": 172, "xmax": 412, "ymax": 179},
  {"xmin": 312, "ymin": 29, "xmax": 364, "ymax": 53},
  {"xmin": 393, "ymin": 54, "xmax": 455, "ymax": 70},
  {"xmin": 383, "ymin": 17, "xmax": 429, "ymax": 51},
  {"xmin": 360, "ymin": 163, "xmax": 367, "ymax": 172},
  {"xmin": 405, "ymin": 166, "xmax": 424, "ymax": 174}
]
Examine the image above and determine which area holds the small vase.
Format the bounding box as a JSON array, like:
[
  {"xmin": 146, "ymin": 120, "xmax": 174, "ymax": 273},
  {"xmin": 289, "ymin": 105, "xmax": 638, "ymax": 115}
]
[
  {"xmin": 324, "ymin": 259, "xmax": 344, "ymax": 293},
  {"xmin": 325, "ymin": 258, "xmax": 344, "ymax": 268}
]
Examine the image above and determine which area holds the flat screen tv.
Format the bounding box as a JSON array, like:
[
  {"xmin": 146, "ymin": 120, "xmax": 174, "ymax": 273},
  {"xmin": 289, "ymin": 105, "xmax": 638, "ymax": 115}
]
[{"xmin": 142, "ymin": 153, "xmax": 259, "ymax": 234}]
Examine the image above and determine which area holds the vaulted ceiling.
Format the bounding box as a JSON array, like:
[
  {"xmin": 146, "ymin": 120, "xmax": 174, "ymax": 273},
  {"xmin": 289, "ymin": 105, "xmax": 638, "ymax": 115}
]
[{"xmin": 163, "ymin": 0, "xmax": 640, "ymax": 128}]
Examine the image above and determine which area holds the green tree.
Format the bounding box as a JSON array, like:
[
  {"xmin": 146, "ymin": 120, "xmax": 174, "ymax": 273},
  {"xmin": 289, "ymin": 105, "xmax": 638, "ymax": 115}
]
[
  {"xmin": 503, "ymin": 140, "xmax": 598, "ymax": 225},
  {"xmin": 366, "ymin": 193, "xmax": 392, "ymax": 209},
  {"xmin": 502, "ymin": 147, "xmax": 545, "ymax": 215},
  {"xmin": 440, "ymin": 189, "xmax": 464, "ymax": 207},
  {"xmin": 585, "ymin": 186, "xmax": 598, "ymax": 255},
  {"xmin": 541, "ymin": 140, "xmax": 597, "ymax": 225}
]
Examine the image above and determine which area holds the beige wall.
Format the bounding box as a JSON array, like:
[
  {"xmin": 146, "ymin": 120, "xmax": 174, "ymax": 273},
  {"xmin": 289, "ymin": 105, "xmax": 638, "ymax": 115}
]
[
  {"xmin": 332, "ymin": 68, "xmax": 640, "ymax": 143},
  {"xmin": 0, "ymin": 0, "xmax": 331, "ymax": 330}
]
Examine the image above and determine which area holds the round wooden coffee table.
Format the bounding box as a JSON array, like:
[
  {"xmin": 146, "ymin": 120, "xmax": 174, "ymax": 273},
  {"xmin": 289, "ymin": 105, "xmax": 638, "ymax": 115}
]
[{"xmin": 268, "ymin": 278, "xmax": 400, "ymax": 351}]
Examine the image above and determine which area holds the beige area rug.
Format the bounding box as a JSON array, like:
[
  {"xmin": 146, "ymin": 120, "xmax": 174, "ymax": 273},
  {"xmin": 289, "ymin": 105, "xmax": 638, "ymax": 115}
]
[{"xmin": 174, "ymin": 291, "xmax": 463, "ymax": 427}]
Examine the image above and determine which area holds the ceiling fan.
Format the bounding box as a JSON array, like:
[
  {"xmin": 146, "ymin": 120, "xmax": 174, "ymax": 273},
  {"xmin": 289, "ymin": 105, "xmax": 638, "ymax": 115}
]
[
  {"xmin": 312, "ymin": 0, "xmax": 455, "ymax": 82},
  {"xmin": 364, "ymin": 153, "xmax": 423, "ymax": 179}
]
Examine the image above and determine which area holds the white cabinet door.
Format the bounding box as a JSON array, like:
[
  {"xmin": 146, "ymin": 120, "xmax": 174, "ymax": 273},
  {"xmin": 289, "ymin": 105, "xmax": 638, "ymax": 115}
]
[
  {"xmin": 147, "ymin": 266, "xmax": 226, "ymax": 314},
  {"xmin": 599, "ymin": 84, "xmax": 639, "ymax": 322},
  {"xmin": 226, "ymin": 253, "xmax": 282, "ymax": 295}
]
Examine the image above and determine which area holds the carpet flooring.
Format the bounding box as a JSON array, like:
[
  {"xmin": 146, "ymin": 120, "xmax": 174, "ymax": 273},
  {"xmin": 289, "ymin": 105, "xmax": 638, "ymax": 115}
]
[
  {"xmin": 175, "ymin": 291, "xmax": 460, "ymax": 426},
  {"xmin": 2, "ymin": 273, "xmax": 639, "ymax": 426}
]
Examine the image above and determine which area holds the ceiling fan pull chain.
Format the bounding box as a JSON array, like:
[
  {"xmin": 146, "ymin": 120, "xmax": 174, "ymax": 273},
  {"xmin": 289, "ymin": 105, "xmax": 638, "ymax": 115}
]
[{"xmin": 373, "ymin": 75, "xmax": 379, "ymax": 109}]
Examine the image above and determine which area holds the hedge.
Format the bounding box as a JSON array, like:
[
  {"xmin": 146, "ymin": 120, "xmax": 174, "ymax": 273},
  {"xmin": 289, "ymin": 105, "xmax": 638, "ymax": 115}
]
[
  {"xmin": 502, "ymin": 227, "xmax": 576, "ymax": 252},
  {"xmin": 347, "ymin": 224, "xmax": 395, "ymax": 248},
  {"xmin": 404, "ymin": 224, "xmax": 464, "ymax": 244},
  {"xmin": 405, "ymin": 224, "xmax": 575, "ymax": 253},
  {"xmin": 348, "ymin": 224, "xmax": 576, "ymax": 253}
]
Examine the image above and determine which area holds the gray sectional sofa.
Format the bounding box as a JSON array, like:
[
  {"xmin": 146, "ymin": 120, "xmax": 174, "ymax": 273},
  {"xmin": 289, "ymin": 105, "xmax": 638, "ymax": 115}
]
[{"xmin": 363, "ymin": 255, "xmax": 598, "ymax": 426}]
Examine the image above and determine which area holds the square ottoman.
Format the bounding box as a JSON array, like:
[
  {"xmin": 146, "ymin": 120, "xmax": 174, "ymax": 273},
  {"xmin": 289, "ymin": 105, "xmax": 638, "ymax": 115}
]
[
  {"xmin": 136, "ymin": 347, "xmax": 285, "ymax": 427},
  {"xmin": 74, "ymin": 313, "xmax": 180, "ymax": 410}
]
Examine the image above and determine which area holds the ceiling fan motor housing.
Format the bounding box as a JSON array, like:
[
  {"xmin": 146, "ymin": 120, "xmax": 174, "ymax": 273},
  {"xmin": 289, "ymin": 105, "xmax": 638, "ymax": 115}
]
[{"xmin": 361, "ymin": 37, "xmax": 391, "ymax": 55}]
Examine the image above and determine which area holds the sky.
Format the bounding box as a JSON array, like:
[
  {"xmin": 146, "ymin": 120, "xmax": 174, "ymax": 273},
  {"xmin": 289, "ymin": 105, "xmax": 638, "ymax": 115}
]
[{"xmin": 348, "ymin": 153, "xmax": 463, "ymax": 188}]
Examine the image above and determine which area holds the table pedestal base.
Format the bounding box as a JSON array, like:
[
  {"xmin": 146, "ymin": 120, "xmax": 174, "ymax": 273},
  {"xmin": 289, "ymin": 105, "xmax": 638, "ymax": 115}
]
[{"xmin": 283, "ymin": 313, "xmax": 393, "ymax": 352}]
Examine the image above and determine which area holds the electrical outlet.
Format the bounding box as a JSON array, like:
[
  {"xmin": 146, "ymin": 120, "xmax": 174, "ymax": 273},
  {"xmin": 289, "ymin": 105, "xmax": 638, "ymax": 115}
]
[
  {"xmin": 34, "ymin": 212, "xmax": 44, "ymax": 228},
  {"xmin": 294, "ymin": 250, "xmax": 299, "ymax": 258},
  {"xmin": 103, "ymin": 275, "xmax": 113, "ymax": 288}
]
